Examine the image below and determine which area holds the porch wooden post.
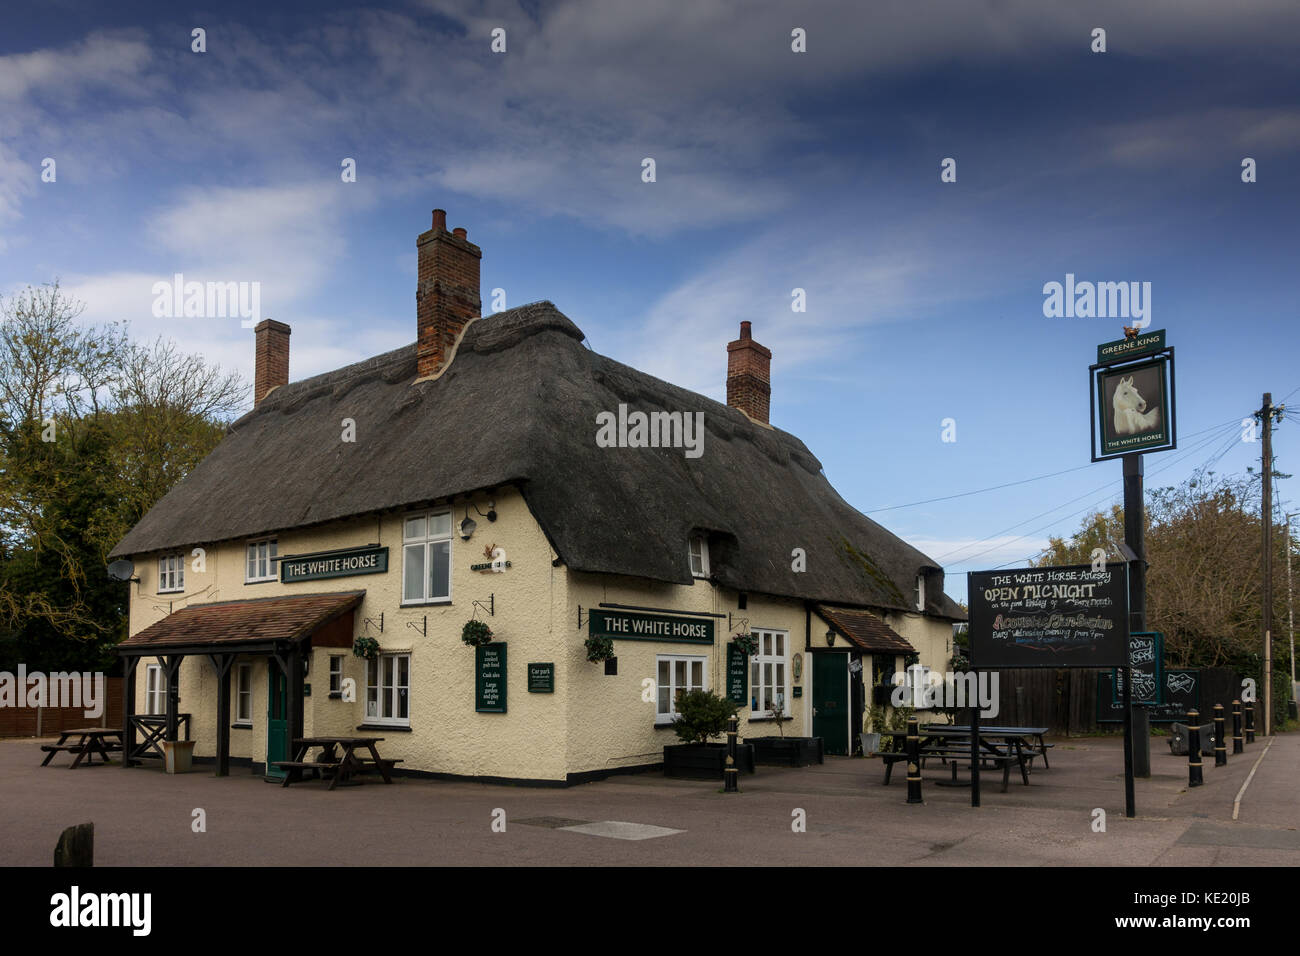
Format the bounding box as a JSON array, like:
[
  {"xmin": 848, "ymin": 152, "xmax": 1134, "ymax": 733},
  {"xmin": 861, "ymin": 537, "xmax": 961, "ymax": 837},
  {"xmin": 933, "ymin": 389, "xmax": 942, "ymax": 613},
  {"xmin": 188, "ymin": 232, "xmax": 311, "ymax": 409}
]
[
  {"xmin": 121, "ymin": 656, "xmax": 138, "ymax": 768},
  {"xmin": 209, "ymin": 654, "xmax": 233, "ymax": 777},
  {"xmin": 287, "ymin": 644, "xmax": 305, "ymax": 752},
  {"xmin": 164, "ymin": 655, "xmax": 183, "ymax": 742}
]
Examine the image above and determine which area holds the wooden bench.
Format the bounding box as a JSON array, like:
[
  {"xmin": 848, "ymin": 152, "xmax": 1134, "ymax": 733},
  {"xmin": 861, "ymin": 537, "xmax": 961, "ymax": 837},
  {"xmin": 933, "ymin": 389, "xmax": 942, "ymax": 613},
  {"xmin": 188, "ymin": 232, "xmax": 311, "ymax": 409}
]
[{"xmin": 920, "ymin": 747, "xmax": 1028, "ymax": 792}]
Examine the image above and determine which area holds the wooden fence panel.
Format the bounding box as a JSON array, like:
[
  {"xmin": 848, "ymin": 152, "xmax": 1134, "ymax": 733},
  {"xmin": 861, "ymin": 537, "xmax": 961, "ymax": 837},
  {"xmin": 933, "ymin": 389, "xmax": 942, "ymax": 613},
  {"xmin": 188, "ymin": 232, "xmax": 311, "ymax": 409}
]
[{"xmin": 0, "ymin": 677, "xmax": 123, "ymax": 737}]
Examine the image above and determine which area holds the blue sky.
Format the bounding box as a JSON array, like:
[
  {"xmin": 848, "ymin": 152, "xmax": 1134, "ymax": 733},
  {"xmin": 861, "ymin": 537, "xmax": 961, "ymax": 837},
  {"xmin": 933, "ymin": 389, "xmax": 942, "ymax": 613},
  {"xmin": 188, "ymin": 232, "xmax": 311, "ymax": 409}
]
[{"xmin": 2, "ymin": 0, "xmax": 1298, "ymax": 603}]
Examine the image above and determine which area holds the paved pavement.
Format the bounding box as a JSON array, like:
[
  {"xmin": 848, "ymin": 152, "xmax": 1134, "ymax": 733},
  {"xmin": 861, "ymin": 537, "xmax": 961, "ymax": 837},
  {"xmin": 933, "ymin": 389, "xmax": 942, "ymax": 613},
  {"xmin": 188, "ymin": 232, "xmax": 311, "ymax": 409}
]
[{"xmin": 2, "ymin": 731, "xmax": 1297, "ymax": 866}]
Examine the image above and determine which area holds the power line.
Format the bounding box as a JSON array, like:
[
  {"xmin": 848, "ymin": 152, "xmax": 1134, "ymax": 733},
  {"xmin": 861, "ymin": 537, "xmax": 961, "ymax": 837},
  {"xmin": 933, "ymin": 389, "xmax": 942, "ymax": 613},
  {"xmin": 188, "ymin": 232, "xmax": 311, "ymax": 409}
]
[
  {"xmin": 868, "ymin": 417, "xmax": 1240, "ymax": 516},
  {"xmin": 936, "ymin": 423, "xmax": 1238, "ymax": 567}
]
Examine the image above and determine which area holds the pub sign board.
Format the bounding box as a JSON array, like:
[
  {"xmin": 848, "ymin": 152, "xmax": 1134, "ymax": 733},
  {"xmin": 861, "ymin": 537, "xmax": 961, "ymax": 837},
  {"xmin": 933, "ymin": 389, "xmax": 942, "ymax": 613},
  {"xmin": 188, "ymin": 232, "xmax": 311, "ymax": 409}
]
[
  {"xmin": 1099, "ymin": 668, "xmax": 1199, "ymax": 723},
  {"xmin": 280, "ymin": 546, "xmax": 388, "ymax": 584},
  {"xmin": 1113, "ymin": 631, "xmax": 1165, "ymax": 705},
  {"xmin": 1090, "ymin": 351, "xmax": 1176, "ymax": 462},
  {"xmin": 968, "ymin": 564, "xmax": 1129, "ymax": 668},
  {"xmin": 475, "ymin": 643, "xmax": 506, "ymax": 713},
  {"xmin": 587, "ymin": 608, "xmax": 714, "ymax": 645}
]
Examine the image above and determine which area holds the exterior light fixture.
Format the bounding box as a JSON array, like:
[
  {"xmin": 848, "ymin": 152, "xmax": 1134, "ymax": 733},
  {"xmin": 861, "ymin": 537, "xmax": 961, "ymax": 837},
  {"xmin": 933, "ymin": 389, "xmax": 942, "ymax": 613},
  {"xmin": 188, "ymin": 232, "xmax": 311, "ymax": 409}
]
[
  {"xmin": 459, "ymin": 505, "xmax": 477, "ymax": 540},
  {"xmin": 825, "ymin": 629, "xmax": 836, "ymax": 646}
]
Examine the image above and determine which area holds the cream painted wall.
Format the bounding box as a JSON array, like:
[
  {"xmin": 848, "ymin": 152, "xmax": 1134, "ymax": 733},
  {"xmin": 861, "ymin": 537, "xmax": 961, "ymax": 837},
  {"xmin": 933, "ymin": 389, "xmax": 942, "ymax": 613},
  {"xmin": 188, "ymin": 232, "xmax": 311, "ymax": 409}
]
[{"xmin": 126, "ymin": 485, "xmax": 961, "ymax": 782}]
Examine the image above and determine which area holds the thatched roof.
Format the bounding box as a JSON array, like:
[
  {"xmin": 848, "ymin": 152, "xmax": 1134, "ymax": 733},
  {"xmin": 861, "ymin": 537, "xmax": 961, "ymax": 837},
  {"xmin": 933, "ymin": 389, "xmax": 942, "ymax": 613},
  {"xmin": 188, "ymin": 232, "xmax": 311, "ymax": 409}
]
[{"xmin": 111, "ymin": 302, "xmax": 964, "ymax": 619}]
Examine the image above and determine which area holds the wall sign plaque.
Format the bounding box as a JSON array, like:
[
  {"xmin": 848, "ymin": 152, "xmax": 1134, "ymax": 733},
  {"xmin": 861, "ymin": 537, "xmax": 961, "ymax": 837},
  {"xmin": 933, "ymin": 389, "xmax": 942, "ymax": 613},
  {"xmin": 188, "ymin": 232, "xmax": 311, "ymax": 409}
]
[
  {"xmin": 587, "ymin": 608, "xmax": 714, "ymax": 645},
  {"xmin": 527, "ymin": 662, "xmax": 554, "ymax": 693},
  {"xmin": 280, "ymin": 546, "xmax": 388, "ymax": 584},
  {"xmin": 475, "ymin": 643, "xmax": 507, "ymax": 713}
]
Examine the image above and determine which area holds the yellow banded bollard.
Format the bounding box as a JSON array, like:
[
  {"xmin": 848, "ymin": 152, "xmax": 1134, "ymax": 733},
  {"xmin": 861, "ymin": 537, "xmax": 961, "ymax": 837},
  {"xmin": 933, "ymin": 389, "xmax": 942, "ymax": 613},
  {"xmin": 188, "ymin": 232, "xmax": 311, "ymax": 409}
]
[
  {"xmin": 723, "ymin": 715, "xmax": 739, "ymax": 793},
  {"xmin": 905, "ymin": 715, "xmax": 923, "ymax": 804},
  {"xmin": 1232, "ymin": 700, "xmax": 1244, "ymax": 754},
  {"xmin": 1244, "ymin": 702, "xmax": 1255, "ymax": 744},
  {"xmin": 1213, "ymin": 704, "xmax": 1227, "ymax": 767},
  {"xmin": 1187, "ymin": 709, "xmax": 1203, "ymax": 787}
]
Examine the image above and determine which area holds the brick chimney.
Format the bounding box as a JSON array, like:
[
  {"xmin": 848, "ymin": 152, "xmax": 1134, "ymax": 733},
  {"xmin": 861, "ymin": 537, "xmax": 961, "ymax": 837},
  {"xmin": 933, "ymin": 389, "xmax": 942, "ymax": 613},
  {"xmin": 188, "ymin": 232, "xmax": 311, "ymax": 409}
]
[
  {"xmin": 254, "ymin": 319, "xmax": 291, "ymax": 405},
  {"xmin": 726, "ymin": 320, "xmax": 771, "ymax": 423},
  {"xmin": 416, "ymin": 208, "xmax": 482, "ymax": 379}
]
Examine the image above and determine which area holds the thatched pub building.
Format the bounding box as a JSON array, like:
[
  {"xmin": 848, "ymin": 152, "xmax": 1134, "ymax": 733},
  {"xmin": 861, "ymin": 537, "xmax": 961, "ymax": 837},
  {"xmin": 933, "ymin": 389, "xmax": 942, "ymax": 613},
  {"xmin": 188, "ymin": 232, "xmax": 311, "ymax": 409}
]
[{"xmin": 110, "ymin": 208, "xmax": 965, "ymax": 784}]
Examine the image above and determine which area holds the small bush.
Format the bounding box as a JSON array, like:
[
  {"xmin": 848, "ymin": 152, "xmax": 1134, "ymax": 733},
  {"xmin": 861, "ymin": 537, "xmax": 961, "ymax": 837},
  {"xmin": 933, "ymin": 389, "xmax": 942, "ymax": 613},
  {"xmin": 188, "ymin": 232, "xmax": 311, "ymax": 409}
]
[{"xmin": 671, "ymin": 689, "xmax": 738, "ymax": 745}]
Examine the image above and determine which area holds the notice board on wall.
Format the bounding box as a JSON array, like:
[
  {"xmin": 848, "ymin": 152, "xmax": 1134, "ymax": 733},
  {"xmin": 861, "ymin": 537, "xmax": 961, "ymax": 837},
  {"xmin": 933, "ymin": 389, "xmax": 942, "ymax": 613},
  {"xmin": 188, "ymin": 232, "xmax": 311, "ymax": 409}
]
[
  {"xmin": 726, "ymin": 642, "xmax": 748, "ymax": 706},
  {"xmin": 475, "ymin": 643, "xmax": 507, "ymax": 713}
]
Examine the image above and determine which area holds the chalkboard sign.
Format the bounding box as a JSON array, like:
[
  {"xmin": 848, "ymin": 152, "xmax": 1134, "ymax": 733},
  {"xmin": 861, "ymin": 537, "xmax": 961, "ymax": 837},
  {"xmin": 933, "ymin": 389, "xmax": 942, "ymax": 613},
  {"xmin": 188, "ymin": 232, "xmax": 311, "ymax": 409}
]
[
  {"xmin": 527, "ymin": 662, "xmax": 554, "ymax": 693},
  {"xmin": 475, "ymin": 643, "xmax": 507, "ymax": 713},
  {"xmin": 1113, "ymin": 631, "xmax": 1164, "ymax": 705},
  {"xmin": 726, "ymin": 642, "xmax": 748, "ymax": 705},
  {"xmin": 1098, "ymin": 668, "xmax": 1199, "ymax": 723},
  {"xmin": 968, "ymin": 564, "xmax": 1129, "ymax": 668}
]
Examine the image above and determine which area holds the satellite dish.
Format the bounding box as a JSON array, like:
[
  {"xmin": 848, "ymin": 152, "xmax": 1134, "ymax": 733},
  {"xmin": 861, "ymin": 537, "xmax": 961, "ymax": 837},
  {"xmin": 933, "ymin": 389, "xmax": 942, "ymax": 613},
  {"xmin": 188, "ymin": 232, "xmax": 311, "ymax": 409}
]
[{"xmin": 107, "ymin": 559, "xmax": 137, "ymax": 582}]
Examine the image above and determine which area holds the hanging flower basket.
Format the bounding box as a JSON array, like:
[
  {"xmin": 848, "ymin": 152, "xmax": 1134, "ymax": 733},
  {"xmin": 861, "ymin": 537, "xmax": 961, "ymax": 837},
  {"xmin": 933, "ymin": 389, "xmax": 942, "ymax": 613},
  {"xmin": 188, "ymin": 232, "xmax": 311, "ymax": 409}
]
[
  {"xmin": 352, "ymin": 636, "xmax": 380, "ymax": 661},
  {"xmin": 462, "ymin": 619, "xmax": 494, "ymax": 648},
  {"xmin": 585, "ymin": 634, "xmax": 615, "ymax": 663},
  {"xmin": 732, "ymin": 631, "xmax": 758, "ymax": 656}
]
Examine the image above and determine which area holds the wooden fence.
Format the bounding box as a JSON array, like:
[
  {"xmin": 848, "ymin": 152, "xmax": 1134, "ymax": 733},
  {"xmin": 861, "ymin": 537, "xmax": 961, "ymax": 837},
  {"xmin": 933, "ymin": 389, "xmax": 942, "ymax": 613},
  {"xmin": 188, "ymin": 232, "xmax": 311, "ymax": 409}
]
[
  {"xmin": 989, "ymin": 667, "xmax": 1240, "ymax": 734},
  {"xmin": 0, "ymin": 677, "xmax": 123, "ymax": 738}
]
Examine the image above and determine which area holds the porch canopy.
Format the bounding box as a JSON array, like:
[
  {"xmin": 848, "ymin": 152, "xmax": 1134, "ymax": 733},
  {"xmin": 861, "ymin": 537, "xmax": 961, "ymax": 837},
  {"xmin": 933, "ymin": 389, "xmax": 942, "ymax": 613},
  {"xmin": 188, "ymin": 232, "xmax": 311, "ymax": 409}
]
[
  {"xmin": 814, "ymin": 604, "xmax": 916, "ymax": 655},
  {"xmin": 116, "ymin": 590, "xmax": 365, "ymax": 775}
]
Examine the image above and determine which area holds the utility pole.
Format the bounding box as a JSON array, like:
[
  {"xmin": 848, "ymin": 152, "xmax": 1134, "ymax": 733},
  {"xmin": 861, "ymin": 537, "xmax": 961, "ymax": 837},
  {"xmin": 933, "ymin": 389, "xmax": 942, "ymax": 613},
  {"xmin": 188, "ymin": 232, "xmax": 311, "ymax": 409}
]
[
  {"xmin": 1256, "ymin": 393, "xmax": 1285, "ymax": 737},
  {"xmin": 1287, "ymin": 512, "xmax": 1296, "ymax": 712}
]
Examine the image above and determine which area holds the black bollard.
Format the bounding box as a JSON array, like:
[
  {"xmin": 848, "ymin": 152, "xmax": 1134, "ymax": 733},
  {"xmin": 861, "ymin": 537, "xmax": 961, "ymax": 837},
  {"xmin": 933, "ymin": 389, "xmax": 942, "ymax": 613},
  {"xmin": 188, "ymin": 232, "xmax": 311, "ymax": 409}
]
[
  {"xmin": 1213, "ymin": 704, "xmax": 1227, "ymax": 767},
  {"xmin": 905, "ymin": 716, "xmax": 923, "ymax": 804},
  {"xmin": 1245, "ymin": 702, "xmax": 1255, "ymax": 744},
  {"xmin": 723, "ymin": 715, "xmax": 739, "ymax": 793},
  {"xmin": 1232, "ymin": 700, "xmax": 1243, "ymax": 755},
  {"xmin": 1187, "ymin": 710, "xmax": 1203, "ymax": 787},
  {"xmin": 54, "ymin": 822, "xmax": 94, "ymax": 867}
]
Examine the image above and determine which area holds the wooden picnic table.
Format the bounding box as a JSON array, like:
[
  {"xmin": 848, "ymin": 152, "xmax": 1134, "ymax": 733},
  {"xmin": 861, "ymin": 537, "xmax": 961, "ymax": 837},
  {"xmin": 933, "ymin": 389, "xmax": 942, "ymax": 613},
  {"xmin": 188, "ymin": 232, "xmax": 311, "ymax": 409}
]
[
  {"xmin": 877, "ymin": 729, "xmax": 1033, "ymax": 792},
  {"xmin": 924, "ymin": 725, "xmax": 1054, "ymax": 768},
  {"xmin": 275, "ymin": 736, "xmax": 401, "ymax": 790},
  {"xmin": 40, "ymin": 728, "xmax": 123, "ymax": 769}
]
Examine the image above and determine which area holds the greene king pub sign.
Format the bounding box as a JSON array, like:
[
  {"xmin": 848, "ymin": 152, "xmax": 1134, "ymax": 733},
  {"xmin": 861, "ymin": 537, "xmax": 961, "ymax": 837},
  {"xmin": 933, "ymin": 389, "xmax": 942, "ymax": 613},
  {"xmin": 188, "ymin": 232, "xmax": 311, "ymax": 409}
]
[
  {"xmin": 280, "ymin": 546, "xmax": 389, "ymax": 584},
  {"xmin": 587, "ymin": 609, "xmax": 714, "ymax": 645}
]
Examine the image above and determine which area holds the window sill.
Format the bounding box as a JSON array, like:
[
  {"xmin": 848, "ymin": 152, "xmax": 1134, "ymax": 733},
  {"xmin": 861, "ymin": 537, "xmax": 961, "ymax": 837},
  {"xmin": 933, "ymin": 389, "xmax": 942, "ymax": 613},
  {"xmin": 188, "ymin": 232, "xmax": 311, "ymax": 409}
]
[
  {"xmin": 399, "ymin": 600, "xmax": 452, "ymax": 608},
  {"xmin": 328, "ymin": 692, "xmax": 342, "ymax": 700},
  {"xmin": 356, "ymin": 723, "xmax": 411, "ymax": 732},
  {"xmin": 157, "ymin": 590, "xmax": 185, "ymax": 596},
  {"xmin": 244, "ymin": 578, "xmax": 277, "ymax": 585},
  {"xmin": 232, "ymin": 723, "xmax": 252, "ymax": 730},
  {"xmin": 746, "ymin": 715, "xmax": 792, "ymax": 723}
]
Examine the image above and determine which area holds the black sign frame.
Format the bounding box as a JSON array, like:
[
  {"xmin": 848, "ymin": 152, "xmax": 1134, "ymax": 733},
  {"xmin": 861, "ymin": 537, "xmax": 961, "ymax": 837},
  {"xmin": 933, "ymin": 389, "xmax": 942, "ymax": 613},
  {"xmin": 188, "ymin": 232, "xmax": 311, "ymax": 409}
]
[
  {"xmin": 527, "ymin": 662, "xmax": 554, "ymax": 694},
  {"xmin": 968, "ymin": 564, "xmax": 1130, "ymax": 669},
  {"xmin": 1113, "ymin": 631, "xmax": 1165, "ymax": 705},
  {"xmin": 1090, "ymin": 348, "xmax": 1176, "ymax": 462},
  {"xmin": 475, "ymin": 643, "xmax": 507, "ymax": 713}
]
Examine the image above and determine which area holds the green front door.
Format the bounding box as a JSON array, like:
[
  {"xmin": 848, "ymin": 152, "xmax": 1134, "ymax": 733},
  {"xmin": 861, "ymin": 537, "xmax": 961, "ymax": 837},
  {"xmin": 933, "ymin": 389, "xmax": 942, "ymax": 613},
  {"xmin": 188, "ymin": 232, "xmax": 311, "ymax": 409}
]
[
  {"xmin": 813, "ymin": 652, "xmax": 850, "ymax": 755},
  {"xmin": 266, "ymin": 662, "xmax": 288, "ymax": 780}
]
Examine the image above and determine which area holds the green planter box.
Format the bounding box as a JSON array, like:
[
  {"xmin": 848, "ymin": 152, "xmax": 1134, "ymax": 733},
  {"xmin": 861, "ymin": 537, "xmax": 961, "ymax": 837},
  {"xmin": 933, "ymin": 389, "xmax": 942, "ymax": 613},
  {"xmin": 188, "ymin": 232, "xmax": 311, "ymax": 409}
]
[
  {"xmin": 747, "ymin": 736, "xmax": 824, "ymax": 767},
  {"xmin": 662, "ymin": 743, "xmax": 755, "ymax": 780}
]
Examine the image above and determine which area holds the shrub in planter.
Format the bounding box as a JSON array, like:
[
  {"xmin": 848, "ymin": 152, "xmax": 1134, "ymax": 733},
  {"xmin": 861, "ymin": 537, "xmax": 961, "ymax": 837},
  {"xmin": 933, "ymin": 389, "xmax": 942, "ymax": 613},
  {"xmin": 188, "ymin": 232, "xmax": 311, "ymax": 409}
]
[
  {"xmin": 671, "ymin": 689, "xmax": 737, "ymax": 744},
  {"xmin": 662, "ymin": 689, "xmax": 753, "ymax": 779},
  {"xmin": 585, "ymin": 634, "xmax": 615, "ymax": 663},
  {"xmin": 461, "ymin": 619, "xmax": 493, "ymax": 648},
  {"xmin": 352, "ymin": 636, "xmax": 380, "ymax": 661}
]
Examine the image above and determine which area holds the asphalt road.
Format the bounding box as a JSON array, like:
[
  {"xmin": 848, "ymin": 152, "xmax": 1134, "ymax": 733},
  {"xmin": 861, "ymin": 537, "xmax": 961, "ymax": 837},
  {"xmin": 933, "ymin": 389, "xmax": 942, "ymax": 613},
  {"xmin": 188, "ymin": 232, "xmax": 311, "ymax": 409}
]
[{"xmin": 2, "ymin": 731, "xmax": 1296, "ymax": 866}]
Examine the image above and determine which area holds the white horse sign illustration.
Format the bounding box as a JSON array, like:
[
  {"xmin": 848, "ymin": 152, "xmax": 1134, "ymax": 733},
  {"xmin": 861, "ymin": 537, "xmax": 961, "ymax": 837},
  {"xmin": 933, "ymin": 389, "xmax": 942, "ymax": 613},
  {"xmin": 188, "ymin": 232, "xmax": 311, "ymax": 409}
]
[{"xmin": 1093, "ymin": 355, "xmax": 1175, "ymax": 459}]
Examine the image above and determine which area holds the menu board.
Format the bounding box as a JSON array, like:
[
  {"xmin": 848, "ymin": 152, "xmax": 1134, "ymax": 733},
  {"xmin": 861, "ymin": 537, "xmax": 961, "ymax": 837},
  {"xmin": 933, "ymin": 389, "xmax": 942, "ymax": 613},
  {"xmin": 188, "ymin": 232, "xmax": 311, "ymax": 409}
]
[
  {"xmin": 968, "ymin": 564, "xmax": 1129, "ymax": 668},
  {"xmin": 726, "ymin": 642, "xmax": 748, "ymax": 706},
  {"xmin": 475, "ymin": 643, "xmax": 507, "ymax": 713},
  {"xmin": 1113, "ymin": 631, "xmax": 1164, "ymax": 705},
  {"xmin": 1099, "ymin": 668, "xmax": 1199, "ymax": 723}
]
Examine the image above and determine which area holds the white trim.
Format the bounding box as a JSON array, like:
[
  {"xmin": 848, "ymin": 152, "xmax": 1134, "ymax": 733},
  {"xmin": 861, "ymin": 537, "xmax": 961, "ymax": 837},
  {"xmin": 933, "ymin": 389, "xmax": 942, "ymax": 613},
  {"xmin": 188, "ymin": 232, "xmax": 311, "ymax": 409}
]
[
  {"xmin": 749, "ymin": 627, "xmax": 790, "ymax": 717},
  {"xmin": 365, "ymin": 652, "xmax": 411, "ymax": 726},
  {"xmin": 234, "ymin": 662, "xmax": 253, "ymax": 725},
  {"xmin": 244, "ymin": 537, "xmax": 278, "ymax": 584},
  {"xmin": 401, "ymin": 509, "xmax": 453, "ymax": 605},
  {"xmin": 157, "ymin": 553, "xmax": 184, "ymax": 593},
  {"xmin": 144, "ymin": 663, "xmax": 166, "ymax": 715},
  {"xmin": 654, "ymin": 653, "xmax": 708, "ymax": 725},
  {"xmin": 689, "ymin": 534, "xmax": 710, "ymax": 578}
]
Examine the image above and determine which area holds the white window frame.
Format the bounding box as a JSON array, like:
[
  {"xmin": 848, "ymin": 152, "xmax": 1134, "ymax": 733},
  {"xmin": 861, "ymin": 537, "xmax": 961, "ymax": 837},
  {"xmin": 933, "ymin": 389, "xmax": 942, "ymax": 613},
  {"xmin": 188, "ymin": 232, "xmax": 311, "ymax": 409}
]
[
  {"xmin": 365, "ymin": 652, "xmax": 411, "ymax": 727},
  {"xmin": 655, "ymin": 653, "xmax": 707, "ymax": 725},
  {"xmin": 689, "ymin": 534, "xmax": 709, "ymax": 578},
  {"xmin": 158, "ymin": 553, "xmax": 184, "ymax": 593},
  {"xmin": 749, "ymin": 628, "xmax": 789, "ymax": 717},
  {"xmin": 401, "ymin": 510, "xmax": 453, "ymax": 605},
  {"xmin": 915, "ymin": 572, "xmax": 926, "ymax": 611},
  {"xmin": 328, "ymin": 655, "xmax": 343, "ymax": 696},
  {"xmin": 234, "ymin": 662, "xmax": 253, "ymax": 725},
  {"xmin": 245, "ymin": 537, "xmax": 278, "ymax": 583},
  {"xmin": 145, "ymin": 663, "xmax": 166, "ymax": 715}
]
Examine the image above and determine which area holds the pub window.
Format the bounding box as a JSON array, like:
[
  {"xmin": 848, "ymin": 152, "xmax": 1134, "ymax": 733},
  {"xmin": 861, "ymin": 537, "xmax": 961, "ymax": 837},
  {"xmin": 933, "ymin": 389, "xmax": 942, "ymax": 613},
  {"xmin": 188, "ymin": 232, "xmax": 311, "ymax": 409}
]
[
  {"xmin": 158, "ymin": 553, "xmax": 184, "ymax": 593},
  {"xmin": 688, "ymin": 534, "xmax": 709, "ymax": 578},
  {"xmin": 145, "ymin": 663, "xmax": 166, "ymax": 715},
  {"xmin": 402, "ymin": 511, "xmax": 452, "ymax": 604},
  {"xmin": 915, "ymin": 572, "xmax": 926, "ymax": 612},
  {"xmin": 329, "ymin": 656, "xmax": 343, "ymax": 696},
  {"xmin": 235, "ymin": 663, "xmax": 253, "ymax": 725},
  {"xmin": 749, "ymin": 629, "xmax": 789, "ymax": 717},
  {"xmin": 655, "ymin": 654, "xmax": 706, "ymax": 724},
  {"xmin": 245, "ymin": 538, "xmax": 278, "ymax": 583},
  {"xmin": 366, "ymin": 653, "xmax": 410, "ymax": 726}
]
